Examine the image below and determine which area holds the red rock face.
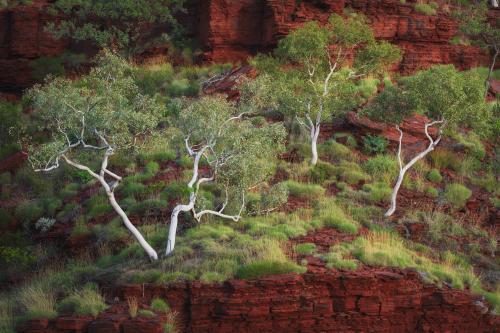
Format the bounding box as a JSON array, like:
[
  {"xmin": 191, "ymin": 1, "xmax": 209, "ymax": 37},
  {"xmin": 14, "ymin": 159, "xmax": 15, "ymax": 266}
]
[
  {"xmin": 18, "ymin": 269, "xmax": 499, "ymax": 333},
  {"xmin": 0, "ymin": 0, "xmax": 69, "ymax": 92},
  {"xmin": 200, "ymin": 0, "xmax": 493, "ymax": 73},
  {"xmin": 0, "ymin": 0, "xmax": 496, "ymax": 92}
]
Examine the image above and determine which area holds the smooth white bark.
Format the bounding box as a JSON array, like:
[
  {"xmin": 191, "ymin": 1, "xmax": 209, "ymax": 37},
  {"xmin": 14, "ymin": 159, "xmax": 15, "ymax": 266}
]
[
  {"xmin": 62, "ymin": 152, "xmax": 159, "ymax": 260},
  {"xmin": 166, "ymin": 134, "xmax": 245, "ymax": 255},
  {"xmin": 384, "ymin": 121, "xmax": 443, "ymax": 217}
]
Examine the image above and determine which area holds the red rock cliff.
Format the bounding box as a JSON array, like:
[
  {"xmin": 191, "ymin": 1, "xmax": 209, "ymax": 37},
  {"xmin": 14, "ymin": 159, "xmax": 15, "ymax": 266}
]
[
  {"xmin": 0, "ymin": 0, "xmax": 497, "ymax": 91},
  {"xmin": 18, "ymin": 269, "xmax": 499, "ymax": 333}
]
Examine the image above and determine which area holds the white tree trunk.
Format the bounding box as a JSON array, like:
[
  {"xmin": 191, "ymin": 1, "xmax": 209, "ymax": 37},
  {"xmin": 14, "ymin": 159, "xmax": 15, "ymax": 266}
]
[
  {"xmin": 385, "ymin": 122, "xmax": 443, "ymax": 217},
  {"xmin": 166, "ymin": 195, "xmax": 195, "ymax": 256},
  {"xmin": 310, "ymin": 125, "xmax": 320, "ymax": 166},
  {"xmin": 492, "ymin": 0, "xmax": 498, "ymax": 8},
  {"xmin": 106, "ymin": 188, "xmax": 158, "ymax": 260},
  {"xmin": 62, "ymin": 154, "xmax": 159, "ymax": 260}
]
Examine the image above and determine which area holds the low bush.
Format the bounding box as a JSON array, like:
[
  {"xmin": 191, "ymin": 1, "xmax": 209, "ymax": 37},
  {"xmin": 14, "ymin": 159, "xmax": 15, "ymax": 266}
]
[
  {"xmin": 151, "ymin": 298, "xmax": 170, "ymax": 313},
  {"xmin": 343, "ymin": 169, "xmax": 371, "ymax": 185},
  {"xmin": 235, "ymin": 260, "xmax": 306, "ymax": 279},
  {"xmin": 322, "ymin": 251, "xmax": 357, "ymax": 270},
  {"xmin": 362, "ymin": 182, "xmax": 392, "ymax": 203},
  {"xmin": 15, "ymin": 200, "xmax": 44, "ymax": 224},
  {"xmin": 18, "ymin": 284, "xmax": 57, "ymax": 320},
  {"xmin": 429, "ymin": 149, "xmax": 460, "ymax": 171},
  {"xmin": 319, "ymin": 140, "xmax": 351, "ymax": 161},
  {"xmin": 309, "ymin": 161, "xmax": 338, "ymax": 183},
  {"xmin": 59, "ymin": 183, "xmax": 80, "ymax": 200},
  {"xmin": 295, "ymin": 243, "xmax": 317, "ymax": 255},
  {"xmin": 362, "ymin": 135, "xmax": 388, "ymax": 155},
  {"xmin": 427, "ymin": 169, "xmax": 442, "ymax": 183},
  {"xmin": 363, "ymin": 154, "xmax": 397, "ymax": 183},
  {"xmin": 285, "ymin": 180, "xmax": 325, "ymax": 199},
  {"xmin": 56, "ymin": 283, "xmax": 107, "ymax": 318},
  {"xmin": 414, "ymin": 3, "xmax": 437, "ymax": 15},
  {"xmin": 444, "ymin": 183, "xmax": 472, "ymax": 209},
  {"xmin": 425, "ymin": 187, "xmax": 439, "ymax": 198},
  {"xmin": 138, "ymin": 309, "xmax": 156, "ymax": 317}
]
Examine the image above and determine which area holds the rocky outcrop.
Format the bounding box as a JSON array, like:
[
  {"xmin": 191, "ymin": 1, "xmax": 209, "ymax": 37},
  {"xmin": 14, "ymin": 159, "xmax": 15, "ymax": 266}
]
[
  {"xmin": 0, "ymin": 0, "xmax": 497, "ymax": 93},
  {"xmin": 0, "ymin": 0, "xmax": 69, "ymax": 92},
  {"xmin": 18, "ymin": 269, "xmax": 499, "ymax": 333}
]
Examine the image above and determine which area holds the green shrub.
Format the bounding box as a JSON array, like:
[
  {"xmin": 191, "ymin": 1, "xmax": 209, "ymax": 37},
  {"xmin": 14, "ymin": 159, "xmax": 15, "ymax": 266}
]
[
  {"xmin": 429, "ymin": 149, "xmax": 460, "ymax": 171},
  {"xmin": 362, "ymin": 135, "xmax": 388, "ymax": 155},
  {"xmin": 444, "ymin": 183, "xmax": 472, "ymax": 209},
  {"xmin": 92, "ymin": 219, "xmax": 128, "ymax": 244},
  {"xmin": 427, "ymin": 169, "xmax": 442, "ymax": 183},
  {"xmin": 200, "ymin": 271, "xmax": 227, "ymax": 283},
  {"xmin": 19, "ymin": 284, "xmax": 57, "ymax": 320},
  {"xmin": 357, "ymin": 77, "xmax": 380, "ymax": 98},
  {"xmin": 56, "ymin": 283, "xmax": 107, "ymax": 318},
  {"xmin": 71, "ymin": 218, "xmax": 91, "ymax": 237},
  {"xmin": 295, "ymin": 243, "xmax": 317, "ymax": 255},
  {"xmin": 309, "ymin": 161, "xmax": 338, "ymax": 183},
  {"xmin": 426, "ymin": 187, "xmax": 439, "ymax": 198},
  {"xmin": 30, "ymin": 56, "xmax": 65, "ymax": 82},
  {"xmin": 87, "ymin": 203, "xmax": 112, "ymax": 220},
  {"xmin": 345, "ymin": 135, "xmax": 357, "ymax": 149},
  {"xmin": 414, "ymin": 3, "xmax": 437, "ymax": 15},
  {"xmin": 235, "ymin": 260, "xmax": 306, "ymax": 279},
  {"xmin": 363, "ymin": 155, "xmax": 398, "ymax": 182},
  {"xmin": 162, "ymin": 181, "xmax": 191, "ymax": 202},
  {"xmin": 285, "ymin": 180, "xmax": 325, "ymax": 199},
  {"xmin": 128, "ymin": 199, "xmax": 167, "ymax": 215},
  {"xmin": 343, "ymin": 169, "xmax": 371, "ymax": 185},
  {"xmin": 138, "ymin": 309, "xmax": 156, "ymax": 317},
  {"xmin": 15, "ymin": 200, "xmax": 44, "ymax": 224},
  {"xmin": 59, "ymin": 183, "xmax": 80, "ymax": 199},
  {"xmin": 121, "ymin": 181, "xmax": 148, "ymax": 198},
  {"xmin": 362, "ymin": 182, "xmax": 392, "ymax": 203},
  {"xmin": 0, "ymin": 172, "xmax": 11, "ymax": 186},
  {"xmin": 323, "ymin": 215, "xmax": 358, "ymax": 234},
  {"xmin": 319, "ymin": 140, "xmax": 351, "ymax": 160},
  {"xmin": 323, "ymin": 252, "xmax": 358, "ymax": 270},
  {"xmin": 151, "ymin": 298, "xmax": 170, "ymax": 313},
  {"xmin": 130, "ymin": 269, "xmax": 163, "ymax": 284}
]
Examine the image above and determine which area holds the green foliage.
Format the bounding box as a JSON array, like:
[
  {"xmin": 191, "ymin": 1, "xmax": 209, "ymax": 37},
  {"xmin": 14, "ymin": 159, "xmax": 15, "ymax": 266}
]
[
  {"xmin": 56, "ymin": 283, "xmax": 107, "ymax": 318},
  {"xmin": 151, "ymin": 298, "xmax": 170, "ymax": 313},
  {"xmin": 295, "ymin": 243, "xmax": 316, "ymax": 256},
  {"xmin": 429, "ymin": 149, "xmax": 461, "ymax": 171},
  {"xmin": 357, "ymin": 77, "xmax": 380, "ymax": 99},
  {"xmin": 364, "ymin": 65, "xmax": 489, "ymax": 130},
  {"xmin": 322, "ymin": 245, "xmax": 358, "ymax": 270},
  {"xmin": 46, "ymin": 0, "xmax": 186, "ymax": 57},
  {"xmin": 15, "ymin": 200, "xmax": 44, "ymax": 224},
  {"xmin": 285, "ymin": 180, "xmax": 325, "ymax": 199},
  {"xmin": 362, "ymin": 135, "xmax": 388, "ymax": 155},
  {"xmin": 414, "ymin": 3, "xmax": 437, "ymax": 15},
  {"xmin": 427, "ymin": 169, "xmax": 443, "ymax": 183},
  {"xmin": 0, "ymin": 101, "xmax": 22, "ymax": 160},
  {"xmin": 30, "ymin": 56, "xmax": 65, "ymax": 82},
  {"xmin": 26, "ymin": 50, "xmax": 163, "ymax": 171},
  {"xmin": 318, "ymin": 140, "xmax": 352, "ymax": 161},
  {"xmin": 18, "ymin": 283, "xmax": 57, "ymax": 320},
  {"xmin": 426, "ymin": 186, "xmax": 439, "ymax": 198},
  {"xmin": 138, "ymin": 309, "xmax": 156, "ymax": 317},
  {"xmin": 363, "ymin": 154, "xmax": 398, "ymax": 183},
  {"xmin": 235, "ymin": 260, "xmax": 306, "ymax": 279},
  {"xmin": 444, "ymin": 183, "xmax": 472, "ymax": 209},
  {"xmin": 362, "ymin": 182, "xmax": 392, "ymax": 203}
]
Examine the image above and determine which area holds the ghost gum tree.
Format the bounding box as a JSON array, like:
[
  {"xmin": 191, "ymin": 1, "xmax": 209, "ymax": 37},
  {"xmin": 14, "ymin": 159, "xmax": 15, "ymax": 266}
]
[
  {"xmin": 166, "ymin": 96, "xmax": 286, "ymax": 255},
  {"xmin": 253, "ymin": 13, "xmax": 401, "ymax": 165},
  {"xmin": 362, "ymin": 65, "xmax": 489, "ymax": 217},
  {"xmin": 25, "ymin": 51, "xmax": 163, "ymax": 260}
]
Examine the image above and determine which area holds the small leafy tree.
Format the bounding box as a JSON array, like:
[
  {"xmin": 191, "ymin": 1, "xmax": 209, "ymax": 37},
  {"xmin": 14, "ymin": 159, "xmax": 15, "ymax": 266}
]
[
  {"xmin": 362, "ymin": 65, "xmax": 489, "ymax": 217},
  {"xmin": 454, "ymin": 1, "xmax": 500, "ymax": 94},
  {"xmin": 253, "ymin": 13, "xmax": 401, "ymax": 165},
  {"xmin": 25, "ymin": 51, "xmax": 163, "ymax": 259},
  {"xmin": 166, "ymin": 96, "xmax": 286, "ymax": 255},
  {"xmin": 46, "ymin": 0, "xmax": 186, "ymax": 58}
]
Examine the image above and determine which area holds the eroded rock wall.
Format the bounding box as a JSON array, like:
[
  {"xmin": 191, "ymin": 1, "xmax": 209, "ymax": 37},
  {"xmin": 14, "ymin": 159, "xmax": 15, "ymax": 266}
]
[
  {"xmin": 18, "ymin": 269, "xmax": 499, "ymax": 333},
  {"xmin": 0, "ymin": 0, "xmax": 497, "ymax": 91}
]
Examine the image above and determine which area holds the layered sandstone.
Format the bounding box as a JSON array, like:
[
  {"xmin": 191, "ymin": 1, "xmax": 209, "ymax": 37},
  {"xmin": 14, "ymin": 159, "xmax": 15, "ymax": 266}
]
[
  {"xmin": 18, "ymin": 269, "xmax": 499, "ymax": 333},
  {"xmin": 0, "ymin": 0, "xmax": 497, "ymax": 92}
]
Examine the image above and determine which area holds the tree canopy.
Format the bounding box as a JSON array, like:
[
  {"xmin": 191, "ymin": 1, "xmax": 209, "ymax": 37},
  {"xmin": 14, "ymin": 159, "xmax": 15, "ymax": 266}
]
[{"xmin": 46, "ymin": 0, "xmax": 186, "ymax": 57}]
